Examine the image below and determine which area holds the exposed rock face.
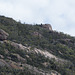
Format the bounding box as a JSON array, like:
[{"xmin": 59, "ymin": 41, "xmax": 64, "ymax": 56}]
[
  {"xmin": 10, "ymin": 42, "xmax": 26, "ymax": 50},
  {"xmin": 9, "ymin": 41, "xmax": 68, "ymax": 64},
  {"xmin": 41, "ymin": 24, "xmax": 52, "ymax": 31},
  {"xmin": 0, "ymin": 29, "xmax": 9, "ymax": 41}
]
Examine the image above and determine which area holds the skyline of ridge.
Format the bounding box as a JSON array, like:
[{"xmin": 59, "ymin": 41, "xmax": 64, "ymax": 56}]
[{"xmin": 0, "ymin": 0, "xmax": 75, "ymax": 36}]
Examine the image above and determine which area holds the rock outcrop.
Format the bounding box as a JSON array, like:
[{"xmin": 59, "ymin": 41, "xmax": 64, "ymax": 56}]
[
  {"xmin": 41, "ymin": 24, "xmax": 52, "ymax": 31},
  {"xmin": 0, "ymin": 29, "xmax": 9, "ymax": 41},
  {"xmin": 10, "ymin": 42, "xmax": 27, "ymax": 50}
]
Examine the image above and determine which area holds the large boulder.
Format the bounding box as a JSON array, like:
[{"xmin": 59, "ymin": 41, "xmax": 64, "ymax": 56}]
[
  {"xmin": 41, "ymin": 24, "xmax": 52, "ymax": 31},
  {"xmin": 0, "ymin": 29, "xmax": 9, "ymax": 41}
]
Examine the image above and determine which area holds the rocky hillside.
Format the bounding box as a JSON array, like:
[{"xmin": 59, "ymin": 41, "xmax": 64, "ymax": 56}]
[{"xmin": 0, "ymin": 15, "xmax": 75, "ymax": 75}]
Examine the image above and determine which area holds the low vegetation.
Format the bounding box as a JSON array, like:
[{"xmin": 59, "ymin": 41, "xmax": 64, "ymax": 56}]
[{"xmin": 0, "ymin": 15, "xmax": 75, "ymax": 75}]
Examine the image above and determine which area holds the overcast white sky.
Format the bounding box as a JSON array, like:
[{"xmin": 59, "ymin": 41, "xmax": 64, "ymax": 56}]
[{"xmin": 0, "ymin": 0, "xmax": 75, "ymax": 36}]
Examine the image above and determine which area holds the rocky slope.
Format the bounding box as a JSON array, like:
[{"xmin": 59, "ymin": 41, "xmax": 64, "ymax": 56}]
[
  {"xmin": 0, "ymin": 16, "xmax": 75, "ymax": 75},
  {"xmin": 0, "ymin": 30, "xmax": 61, "ymax": 75}
]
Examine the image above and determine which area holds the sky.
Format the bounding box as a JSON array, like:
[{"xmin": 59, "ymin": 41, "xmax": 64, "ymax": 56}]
[{"xmin": 0, "ymin": 0, "xmax": 75, "ymax": 36}]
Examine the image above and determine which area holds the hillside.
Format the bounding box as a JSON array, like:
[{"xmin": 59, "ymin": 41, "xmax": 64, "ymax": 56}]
[{"xmin": 0, "ymin": 15, "xmax": 75, "ymax": 75}]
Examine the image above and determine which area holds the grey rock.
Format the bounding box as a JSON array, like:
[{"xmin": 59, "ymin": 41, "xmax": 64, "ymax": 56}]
[
  {"xmin": 11, "ymin": 42, "xmax": 26, "ymax": 50},
  {"xmin": 0, "ymin": 29, "xmax": 9, "ymax": 40},
  {"xmin": 41, "ymin": 24, "xmax": 52, "ymax": 31}
]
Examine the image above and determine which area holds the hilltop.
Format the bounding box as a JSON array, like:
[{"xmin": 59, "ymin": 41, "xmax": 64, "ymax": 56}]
[{"xmin": 0, "ymin": 16, "xmax": 75, "ymax": 75}]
